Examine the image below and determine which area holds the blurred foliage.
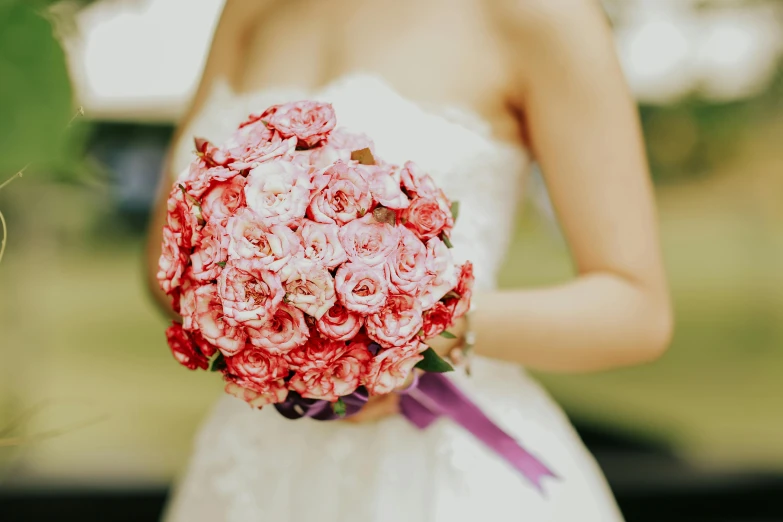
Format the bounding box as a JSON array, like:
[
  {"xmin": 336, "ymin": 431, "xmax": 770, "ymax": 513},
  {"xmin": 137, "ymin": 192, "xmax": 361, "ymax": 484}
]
[
  {"xmin": 0, "ymin": 0, "xmax": 95, "ymax": 180},
  {"xmin": 641, "ymin": 62, "xmax": 783, "ymax": 183}
]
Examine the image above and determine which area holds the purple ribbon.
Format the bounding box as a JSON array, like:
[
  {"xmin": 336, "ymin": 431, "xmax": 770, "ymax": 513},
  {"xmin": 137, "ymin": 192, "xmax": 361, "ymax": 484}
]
[
  {"xmin": 275, "ymin": 388, "xmax": 369, "ymax": 421},
  {"xmin": 399, "ymin": 372, "xmax": 557, "ymax": 491},
  {"xmin": 275, "ymin": 373, "xmax": 556, "ymax": 491}
]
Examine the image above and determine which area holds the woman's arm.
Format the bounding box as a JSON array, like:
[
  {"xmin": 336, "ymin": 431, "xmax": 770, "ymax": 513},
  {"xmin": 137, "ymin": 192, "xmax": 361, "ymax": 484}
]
[
  {"xmin": 476, "ymin": 0, "xmax": 673, "ymax": 372},
  {"xmin": 145, "ymin": 0, "xmax": 271, "ymax": 316}
]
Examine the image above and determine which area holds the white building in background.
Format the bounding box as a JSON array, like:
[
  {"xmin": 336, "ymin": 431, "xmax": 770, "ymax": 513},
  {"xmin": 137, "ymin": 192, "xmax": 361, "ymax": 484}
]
[{"xmin": 66, "ymin": 0, "xmax": 783, "ymax": 122}]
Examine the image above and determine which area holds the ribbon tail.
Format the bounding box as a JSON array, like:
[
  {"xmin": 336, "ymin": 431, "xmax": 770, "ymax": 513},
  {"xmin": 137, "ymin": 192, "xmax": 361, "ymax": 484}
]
[{"xmin": 399, "ymin": 372, "xmax": 556, "ymax": 491}]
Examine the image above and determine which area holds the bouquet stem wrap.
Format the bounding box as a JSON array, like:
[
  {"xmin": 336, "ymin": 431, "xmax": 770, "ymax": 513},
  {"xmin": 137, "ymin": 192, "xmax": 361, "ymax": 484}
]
[
  {"xmin": 275, "ymin": 373, "xmax": 556, "ymax": 491},
  {"xmin": 399, "ymin": 372, "xmax": 556, "ymax": 491}
]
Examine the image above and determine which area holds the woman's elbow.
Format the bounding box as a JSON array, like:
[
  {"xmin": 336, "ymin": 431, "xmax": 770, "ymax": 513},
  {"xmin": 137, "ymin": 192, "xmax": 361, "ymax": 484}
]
[{"xmin": 639, "ymin": 299, "xmax": 674, "ymax": 363}]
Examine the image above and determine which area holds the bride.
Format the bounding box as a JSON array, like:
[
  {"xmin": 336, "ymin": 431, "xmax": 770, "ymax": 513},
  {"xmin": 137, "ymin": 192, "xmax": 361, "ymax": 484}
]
[{"xmin": 146, "ymin": 0, "xmax": 672, "ymax": 520}]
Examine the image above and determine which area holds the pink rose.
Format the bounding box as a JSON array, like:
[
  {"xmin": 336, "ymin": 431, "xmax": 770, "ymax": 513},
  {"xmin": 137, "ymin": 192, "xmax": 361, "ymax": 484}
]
[
  {"xmin": 334, "ymin": 261, "xmax": 388, "ymax": 314},
  {"xmin": 228, "ymin": 135, "xmax": 297, "ymax": 171},
  {"xmin": 178, "ymin": 280, "xmax": 198, "ymax": 330},
  {"xmin": 224, "ymin": 348, "xmax": 289, "ymax": 404},
  {"xmin": 181, "ymin": 165, "xmax": 241, "ymax": 200},
  {"xmin": 403, "ymin": 197, "xmax": 453, "ymax": 241},
  {"xmin": 308, "ymin": 161, "xmax": 373, "ymax": 225},
  {"xmin": 217, "ymin": 261, "xmax": 284, "ymax": 327},
  {"xmin": 200, "ymin": 175, "xmax": 245, "ymax": 225},
  {"xmin": 400, "ymin": 161, "xmax": 439, "ymax": 198},
  {"xmin": 366, "ymin": 294, "xmax": 424, "ymax": 348},
  {"xmin": 307, "ymin": 128, "xmax": 376, "ymax": 168},
  {"xmin": 189, "ymin": 222, "xmax": 229, "ymax": 282},
  {"xmin": 194, "ymin": 137, "xmax": 233, "ymax": 169},
  {"xmin": 225, "ymin": 380, "xmax": 288, "ymax": 409},
  {"xmin": 385, "ymin": 227, "xmax": 432, "ymax": 296},
  {"xmin": 165, "ymin": 186, "xmax": 200, "ymax": 248},
  {"xmin": 450, "ymin": 262, "xmax": 475, "ymax": 318},
  {"xmin": 165, "ymin": 322, "xmax": 209, "ymax": 371},
  {"xmin": 420, "ymin": 238, "xmax": 459, "ymax": 310},
  {"xmin": 316, "ymin": 303, "xmax": 363, "ymax": 341},
  {"xmin": 244, "ymin": 159, "xmax": 311, "ymax": 227},
  {"xmin": 246, "ymin": 303, "xmax": 310, "ymax": 353},
  {"xmin": 190, "ymin": 283, "xmax": 248, "ymax": 356},
  {"xmin": 157, "ymin": 226, "xmax": 187, "ymax": 294},
  {"xmin": 364, "ymin": 340, "xmax": 427, "ymax": 395},
  {"xmin": 421, "ymin": 301, "xmax": 454, "ymax": 338},
  {"xmin": 362, "ymin": 164, "xmax": 409, "ymax": 210},
  {"xmin": 298, "ymin": 221, "xmax": 347, "ymax": 269},
  {"xmin": 264, "ymin": 101, "xmax": 336, "ymax": 148},
  {"xmin": 226, "ymin": 208, "xmax": 301, "ymax": 272},
  {"xmin": 280, "ymin": 258, "xmax": 337, "ymax": 319},
  {"xmin": 286, "ymin": 337, "xmax": 371, "ymax": 401},
  {"xmin": 338, "ymin": 215, "xmax": 399, "ymax": 267}
]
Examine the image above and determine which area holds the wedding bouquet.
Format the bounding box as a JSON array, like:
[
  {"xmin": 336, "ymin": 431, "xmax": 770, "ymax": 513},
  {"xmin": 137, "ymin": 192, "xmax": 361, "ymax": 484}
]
[{"xmin": 157, "ymin": 100, "xmax": 474, "ymax": 417}]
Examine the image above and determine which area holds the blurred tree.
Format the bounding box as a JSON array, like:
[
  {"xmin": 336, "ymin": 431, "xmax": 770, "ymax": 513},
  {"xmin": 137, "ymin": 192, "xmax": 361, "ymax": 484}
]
[{"xmin": 0, "ymin": 0, "xmax": 96, "ymax": 179}]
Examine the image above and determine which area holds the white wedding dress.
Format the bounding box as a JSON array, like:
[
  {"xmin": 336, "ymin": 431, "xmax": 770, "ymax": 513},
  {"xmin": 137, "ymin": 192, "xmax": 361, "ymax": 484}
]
[{"xmin": 163, "ymin": 74, "xmax": 624, "ymax": 522}]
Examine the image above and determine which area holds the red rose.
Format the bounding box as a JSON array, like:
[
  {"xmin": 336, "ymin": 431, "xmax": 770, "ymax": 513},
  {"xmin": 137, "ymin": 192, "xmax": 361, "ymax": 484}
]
[
  {"xmin": 200, "ymin": 175, "xmax": 245, "ymax": 225},
  {"xmin": 334, "ymin": 262, "xmax": 389, "ymax": 314},
  {"xmin": 217, "ymin": 261, "xmax": 285, "ymax": 328},
  {"xmin": 246, "ymin": 303, "xmax": 310, "ymax": 354},
  {"xmin": 363, "ymin": 340, "xmax": 427, "ymax": 396},
  {"xmin": 403, "ymin": 197, "xmax": 453, "ymax": 241},
  {"xmin": 420, "ymin": 237, "xmax": 459, "ymax": 310},
  {"xmin": 316, "ymin": 303, "xmax": 363, "ymax": 341},
  {"xmin": 157, "ymin": 226, "xmax": 187, "ymax": 295},
  {"xmin": 366, "ymin": 294, "xmax": 424, "ymax": 348},
  {"xmin": 385, "ymin": 227, "xmax": 433, "ymax": 297},
  {"xmin": 225, "ymin": 381, "xmax": 288, "ymax": 409},
  {"xmin": 165, "ymin": 322, "xmax": 209, "ymax": 371},
  {"xmin": 193, "ymin": 137, "xmax": 232, "ymax": 169},
  {"xmin": 308, "ymin": 161, "xmax": 373, "ymax": 226},
  {"xmin": 451, "ymin": 262, "xmax": 475, "ymax": 318},
  {"xmin": 400, "ymin": 161, "xmax": 439, "ymax": 198},
  {"xmin": 420, "ymin": 301, "xmax": 454, "ymax": 338},
  {"xmin": 286, "ymin": 336, "xmax": 371, "ymax": 401},
  {"xmin": 226, "ymin": 208, "xmax": 301, "ymax": 273},
  {"xmin": 165, "ymin": 186, "xmax": 200, "ymax": 249},
  {"xmin": 188, "ymin": 222, "xmax": 228, "ymax": 282},
  {"xmin": 362, "ymin": 164, "xmax": 409, "ymax": 210},
  {"xmin": 224, "ymin": 347, "xmax": 289, "ymax": 393},
  {"xmin": 190, "ymin": 284, "xmax": 248, "ymax": 356},
  {"xmin": 264, "ymin": 101, "xmax": 336, "ymax": 148},
  {"xmin": 338, "ymin": 214, "xmax": 399, "ymax": 267}
]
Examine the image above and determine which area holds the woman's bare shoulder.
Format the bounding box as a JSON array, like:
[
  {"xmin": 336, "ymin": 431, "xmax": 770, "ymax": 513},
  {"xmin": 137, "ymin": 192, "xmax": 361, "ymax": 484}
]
[{"xmin": 489, "ymin": 0, "xmax": 609, "ymax": 44}]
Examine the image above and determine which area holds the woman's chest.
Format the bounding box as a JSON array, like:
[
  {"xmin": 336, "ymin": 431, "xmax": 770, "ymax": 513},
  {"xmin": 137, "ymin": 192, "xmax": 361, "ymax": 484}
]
[{"xmin": 237, "ymin": 0, "xmax": 521, "ymax": 143}]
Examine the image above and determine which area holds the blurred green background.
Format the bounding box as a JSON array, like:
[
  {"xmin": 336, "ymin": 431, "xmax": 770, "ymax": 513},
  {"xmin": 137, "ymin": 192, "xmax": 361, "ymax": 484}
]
[{"xmin": 1, "ymin": 0, "xmax": 782, "ymax": 487}]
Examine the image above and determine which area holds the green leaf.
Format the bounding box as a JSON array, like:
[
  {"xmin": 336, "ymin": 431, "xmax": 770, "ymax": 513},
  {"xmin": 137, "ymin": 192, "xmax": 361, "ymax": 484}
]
[
  {"xmin": 414, "ymin": 347, "xmax": 454, "ymax": 373},
  {"xmin": 441, "ymin": 234, "xmax": 453, "ymax": 249},
  {"xmin": 333, "ymin": 397, "xmax": 347, "ymax": 417},
  {"xmin": 209, "ymin": 353, "xmax": 225, "ymax": 372},
  {"xmin": 450, "ymin": 201, "xmax": 460, "ymax": 222},
  {"xmin": 439, "ymin": 330, "xmax": 457, "ymax": 339}
]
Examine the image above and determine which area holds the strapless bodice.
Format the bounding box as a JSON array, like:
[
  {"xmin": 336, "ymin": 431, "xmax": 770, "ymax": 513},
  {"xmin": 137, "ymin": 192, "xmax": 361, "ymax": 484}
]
[{"xmin": 173, "ymin": 74, "xmax": 530, "ymax": 290}]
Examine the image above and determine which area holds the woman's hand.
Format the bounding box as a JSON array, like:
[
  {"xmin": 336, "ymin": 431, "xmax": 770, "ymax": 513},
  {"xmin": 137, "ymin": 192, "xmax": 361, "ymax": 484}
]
[
  {"xmin": 424, "ymin": 315, "xmax": 469, "ymax": 358},
  {"xmin": 344, "ymin": 315, "xmax": 468, "ymax": 424}
]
